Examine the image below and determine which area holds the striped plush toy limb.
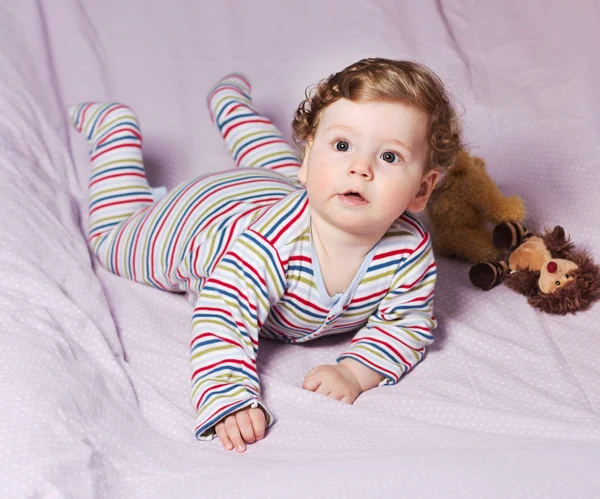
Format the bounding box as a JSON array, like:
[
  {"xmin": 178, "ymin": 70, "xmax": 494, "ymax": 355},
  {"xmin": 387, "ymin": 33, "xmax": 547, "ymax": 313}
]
[
  {"xmin": 469, "ymin": 221, "xmax": 531, "ymax": 291},
  {"xmin": 207, "ymin": 74, "xmax": 302, "ymax": 181},
  {"xmin": 69, "ymin": 103, "xmax": 154, "ymax": 259},
  {"xmin": 492, "ymin": 221, "xmax": 532, "ymax": 250},
  {"xmin": 469, "ymin": 260, "xmax": 510, "ymax": 291}
]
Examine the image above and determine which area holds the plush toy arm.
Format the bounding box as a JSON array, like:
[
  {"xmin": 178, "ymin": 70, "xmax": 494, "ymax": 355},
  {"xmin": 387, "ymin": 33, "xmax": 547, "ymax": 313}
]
[
  {"xmin": 469, "ymin": 260, "xmax": 509, "ymax": 291},
  {"xmin": 467, "ymin": 168, "xmax": 526, "ymax": 223}
]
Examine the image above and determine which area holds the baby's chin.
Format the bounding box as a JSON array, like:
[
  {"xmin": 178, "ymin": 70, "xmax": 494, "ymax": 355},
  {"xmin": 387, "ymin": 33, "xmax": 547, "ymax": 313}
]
[{"xmin": 322, "ymin": 212, "xmax": 391, "ymax": 238}]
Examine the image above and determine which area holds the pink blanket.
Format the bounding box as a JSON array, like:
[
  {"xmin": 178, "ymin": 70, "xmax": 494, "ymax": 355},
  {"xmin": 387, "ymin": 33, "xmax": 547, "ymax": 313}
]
[{"xmin": 1, "ymin": 1, "xmax": 599, "ymax": 497}]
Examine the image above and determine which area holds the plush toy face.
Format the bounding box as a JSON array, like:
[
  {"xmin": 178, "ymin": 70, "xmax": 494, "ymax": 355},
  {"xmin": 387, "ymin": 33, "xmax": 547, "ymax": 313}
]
[
  {"xmin": 538, "ymin": 258, "xmax": 578, "ymax": 294},
  {"xmin": 470, "ymin": 222, "xmax": 600, "ymax": 314}
]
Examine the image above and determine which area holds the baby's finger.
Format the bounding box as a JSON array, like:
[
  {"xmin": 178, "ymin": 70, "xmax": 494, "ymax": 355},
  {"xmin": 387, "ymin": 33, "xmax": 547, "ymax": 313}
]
[
  {"xmin": 215, "ymin": 422, "xmax": 233, "ymax": 451},
  {"xmin": 316, "ymin": 384, "xmax": 331, "ymax": 396},
  {"xmin": 225, "ymin": 416, "xmax": 246, "ymax": 453},
  {"xmin": 340, "ymin": 395, "xmax": 353, "ymax": 404},
  {"xmin": 235, "ymin": 410, "xmax": 256, "ymax": 444},
  {"xmin": 249, "ymin": 408, "xmax": 266, "ymax": 440},
  {"xmin": 302, "ymin": 374, "xmax": 322, "ymax": 392}
]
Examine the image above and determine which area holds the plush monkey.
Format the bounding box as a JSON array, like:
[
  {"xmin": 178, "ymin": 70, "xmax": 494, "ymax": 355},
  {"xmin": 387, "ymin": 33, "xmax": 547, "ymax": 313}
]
[{"xmin": 427, "ymin": 151, "xmax": 525, "ymax": 263}]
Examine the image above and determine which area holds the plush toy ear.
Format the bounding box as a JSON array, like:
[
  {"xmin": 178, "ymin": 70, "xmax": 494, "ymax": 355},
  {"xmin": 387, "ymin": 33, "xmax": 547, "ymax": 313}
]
[
  {"xmin": 543, "ymin": 225, "xmax": 574, "ymax": 258},
  {"xmin": 551, "ymin": 226, "xmax": 565, "ymax": 240}
]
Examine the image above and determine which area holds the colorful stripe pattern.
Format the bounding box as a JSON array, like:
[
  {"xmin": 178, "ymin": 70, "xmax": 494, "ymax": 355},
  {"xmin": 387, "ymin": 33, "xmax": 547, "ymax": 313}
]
[
  {"xmin": 69, "ymin": 103, "xmax": 154, "ymax": 256},
  {"xmin": 69, "ymin": 75, "xmax": 437, "ymax": 441},
  {"xmin": 207, "ymin": 74, "xmax": 303, "ymax": 182}
]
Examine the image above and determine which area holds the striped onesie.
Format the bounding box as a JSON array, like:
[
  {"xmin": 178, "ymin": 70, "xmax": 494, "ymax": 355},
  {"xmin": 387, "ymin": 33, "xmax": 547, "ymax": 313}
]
[{"xmin": 69, "ymin": 75, "xmax": 438, "ymax": 440}]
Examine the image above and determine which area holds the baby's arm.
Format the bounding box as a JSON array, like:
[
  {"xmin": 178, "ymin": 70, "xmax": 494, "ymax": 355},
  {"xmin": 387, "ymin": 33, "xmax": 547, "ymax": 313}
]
[
  {"xmin": 338, "ymin": 358, "xmax": 385, "ymax": 390},
  {"xmin": 304, "ymin": 234, "xmax": 437, "ymax": 401},
  {"xmin": 338, "ymin": 234, "xmax": 437, "ymax": 386},
  {"xmin": 191, "ymin": 229, "xmax": 286, "ymax": 450}
]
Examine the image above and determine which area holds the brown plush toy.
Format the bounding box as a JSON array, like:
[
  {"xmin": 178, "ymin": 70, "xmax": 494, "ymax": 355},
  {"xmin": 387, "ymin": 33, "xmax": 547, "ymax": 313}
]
[
  {"xmin": 469, "ymin": 222, "xmax": 600, "ymax": 314},
  {"xmin": 427, "ymin": 151, "xmax": 526, "ymax": 263}
]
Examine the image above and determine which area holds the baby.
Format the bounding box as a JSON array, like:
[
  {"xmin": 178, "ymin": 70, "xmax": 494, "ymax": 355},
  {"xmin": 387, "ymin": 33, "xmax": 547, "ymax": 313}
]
[{"xmin": 69, "ymin": 58, "xmax": 462, "ymax": 452}]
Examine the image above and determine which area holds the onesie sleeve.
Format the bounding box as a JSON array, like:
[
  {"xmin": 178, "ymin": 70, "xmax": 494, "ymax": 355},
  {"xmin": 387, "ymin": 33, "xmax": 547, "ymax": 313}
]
[
  {"xmin": 190, "ymin": 229, "xmax": 287, "ymax": 440},
  {"xmin": 336, "ymin": 234, "xmax": 437, "ymax": 385}
]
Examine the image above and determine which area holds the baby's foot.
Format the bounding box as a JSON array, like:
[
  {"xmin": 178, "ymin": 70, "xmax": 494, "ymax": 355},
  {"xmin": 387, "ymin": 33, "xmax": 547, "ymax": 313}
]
[
  {"xmin": 207, "ymin": 73, "xmax": 253, "ymax": 123},
  {"xmin": 69, "ymin": 102, "xmax": 140, "ymax": 148}
]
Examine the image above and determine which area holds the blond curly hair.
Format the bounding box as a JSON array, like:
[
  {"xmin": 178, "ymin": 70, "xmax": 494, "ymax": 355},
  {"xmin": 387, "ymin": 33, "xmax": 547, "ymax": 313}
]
[{"xmin": 292, "ymin": 58, "xmax": 463, "ymax": 175}]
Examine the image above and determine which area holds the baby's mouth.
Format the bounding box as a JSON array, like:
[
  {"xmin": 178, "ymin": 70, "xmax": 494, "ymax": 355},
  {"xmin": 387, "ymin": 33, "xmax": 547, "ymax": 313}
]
[{"xmin": 339, "ymin": 190, "xmax": 368, "ymax": 205}]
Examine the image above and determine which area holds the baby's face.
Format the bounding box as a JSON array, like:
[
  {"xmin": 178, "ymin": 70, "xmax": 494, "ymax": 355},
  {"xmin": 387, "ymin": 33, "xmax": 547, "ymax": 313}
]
[{"xmin": 298, "ymin": 98, "xmax": 438, "ymax": 237}]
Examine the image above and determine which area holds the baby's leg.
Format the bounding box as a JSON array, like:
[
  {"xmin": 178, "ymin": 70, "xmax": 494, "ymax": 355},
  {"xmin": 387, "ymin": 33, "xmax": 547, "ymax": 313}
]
[
  {"xmin": 207, "ymin": 74, "xmax": 302, "ymax": 182},
  {"xmin": 70, "ymin": 103, "xmax": 153, "ymax": 248},
  {"xmin": 69, "ymin": 103, "xmax": 157, "ymax": 279}
]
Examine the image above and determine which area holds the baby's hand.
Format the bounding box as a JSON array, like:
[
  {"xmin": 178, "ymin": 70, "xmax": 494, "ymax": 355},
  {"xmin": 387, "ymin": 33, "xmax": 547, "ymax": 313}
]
[
  {"xmin": 302, "ymin": 364, "xmax": 362, "ymax": 404},
  {"xmin": 214, "ymin": 406, "xmax": 266, "ymax": 453}
]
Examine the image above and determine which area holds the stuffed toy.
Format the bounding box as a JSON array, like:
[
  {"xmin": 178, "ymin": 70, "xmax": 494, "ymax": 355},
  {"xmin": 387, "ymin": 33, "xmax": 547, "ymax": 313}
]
[
  {"xmin": 426, "ymin": 150, "xmax": 526, "ymax": 263},
  {"xmin": 469, "ymin": 221, "xmax": 600, "ymax": 314}
]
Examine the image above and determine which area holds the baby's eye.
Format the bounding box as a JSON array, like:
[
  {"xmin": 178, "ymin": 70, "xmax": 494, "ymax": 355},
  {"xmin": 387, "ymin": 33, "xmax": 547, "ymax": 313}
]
[
  {"xmin": 564, "ymin": 274, "xmax": 569, "ymax": 279},
  {"xmin": 381, "ymin": 151, "xmax": 402, "ymax": 163},
  {"xmin": 334, "ymin": 140, "xmax": 350, "ymax": 152},
  {"xmin": 555, "ymin": 280, "xmax": 561, "ymax": 286}
]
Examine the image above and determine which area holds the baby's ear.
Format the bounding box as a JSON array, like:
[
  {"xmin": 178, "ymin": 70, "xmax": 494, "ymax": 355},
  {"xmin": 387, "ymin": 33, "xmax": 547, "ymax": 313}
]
[
  {"xmin": 408, "ymin": 169, "xmax": 440, "ymax": 213},
  {"xmin": 297, "ymin": 140, "xmax": 312, "ymax": 183},
  {"xmin": 297, "ymin": 164, "xmax": 307, "ymax": 183}
]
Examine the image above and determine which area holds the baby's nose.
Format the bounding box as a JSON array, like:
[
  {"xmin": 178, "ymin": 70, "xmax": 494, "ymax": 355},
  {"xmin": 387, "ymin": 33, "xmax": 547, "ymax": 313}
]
[
  {"xmin": 349, "ymin": 163, "xmax": 372, "ymax": 179},
  {"xmin": 547, "ymin": 261, "xmax": 558, "ymax": 273}
]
